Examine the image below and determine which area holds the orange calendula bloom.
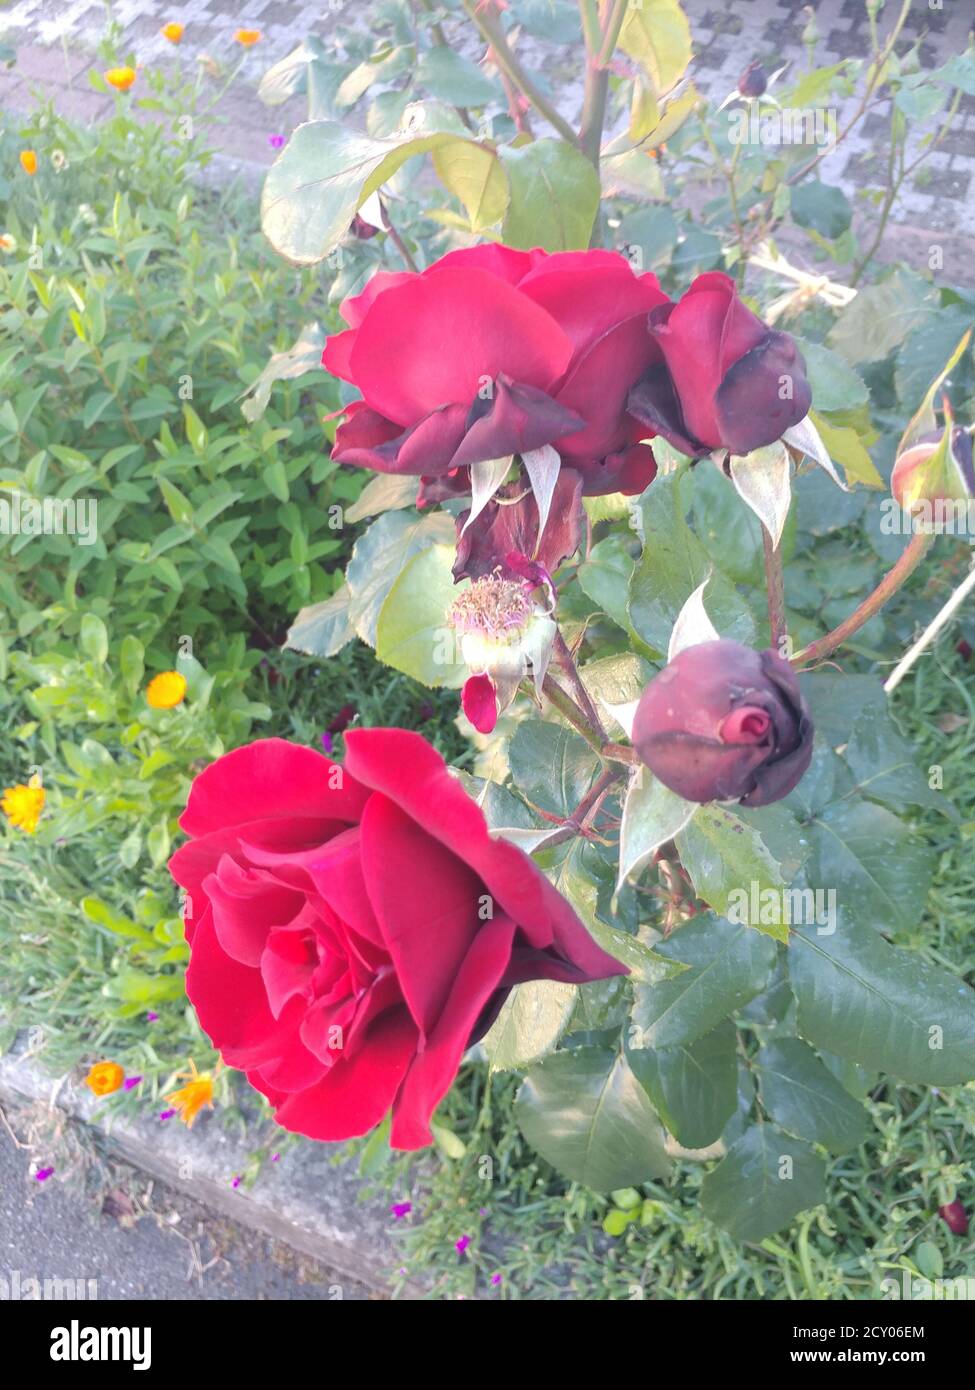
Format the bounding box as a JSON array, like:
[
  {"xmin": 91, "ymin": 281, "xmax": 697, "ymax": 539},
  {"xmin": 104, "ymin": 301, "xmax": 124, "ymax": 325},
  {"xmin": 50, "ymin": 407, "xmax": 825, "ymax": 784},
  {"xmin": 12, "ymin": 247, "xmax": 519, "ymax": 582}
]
[
  {"xmin": 165, "ymin": 1059, "xmax": 215, "ymax": 1128},
  {"xmin": 0, "ymin": 234, "xmax": 17, "ymax": 253},
  {"xmin": 234, "ymin": 29, "xmax": 262, "ymax": 46},
  {"xmin": 161, "ymin": 22, "xmax": 184, "ymax": 42},
  {"xmin": 86, "ymin": 1061, "xmax": 125, "ymax": 1096},
  {"xmin": 19, "ymin": 150, "xmax": 38, "ymax": 175},
  {"xmin": 2, "ymin": 774, "xmax": 45, "ymax": 833},
  {"xmin": 105, "ymin": 66, "xmax": 137, "ymax": 91},
  {"xmin": 146, "ymin": 671, "xmax": 187, "ymax": 709}
]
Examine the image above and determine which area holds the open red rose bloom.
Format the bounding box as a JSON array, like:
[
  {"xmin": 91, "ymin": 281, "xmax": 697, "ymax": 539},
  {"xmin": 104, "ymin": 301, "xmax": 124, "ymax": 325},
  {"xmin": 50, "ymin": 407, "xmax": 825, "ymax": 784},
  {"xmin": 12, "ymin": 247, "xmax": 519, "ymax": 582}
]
[
  {"xmin": 323, "ymin": 243, "xmax": 669, "ymax": 498},
  {"xmin": 169, "ymin": 732, "xmax": 624, "ymax": 1148}
]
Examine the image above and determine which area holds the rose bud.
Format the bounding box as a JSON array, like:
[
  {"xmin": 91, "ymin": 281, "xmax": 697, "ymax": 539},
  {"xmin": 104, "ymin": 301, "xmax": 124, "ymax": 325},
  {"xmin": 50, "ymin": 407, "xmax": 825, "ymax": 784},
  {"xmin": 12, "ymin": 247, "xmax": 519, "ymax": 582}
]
[
  {"xmin": 449, "ymin": 573, "xmax": 556, "ymax": 734},
  {"xmin": 632, "ymin": 640, "xmax": 813, "ymax": 807},
  {"xmin": 890, "ymin": 410, "xmax": 974, "ymax": 528},
  {"xmin": 628, "ymin": 272, "xmax": 812, "ymax": 458},
  {"xmin": 738, "ymin": 60, "xmax": 768, "ymax": 98},
  {"xmin": 322, "ymin": 244, "xmax": 669, "ymax": 498},
  {"xmin": 939, "ymin": 1199, "xmax": 968, "ymax": 1235}
]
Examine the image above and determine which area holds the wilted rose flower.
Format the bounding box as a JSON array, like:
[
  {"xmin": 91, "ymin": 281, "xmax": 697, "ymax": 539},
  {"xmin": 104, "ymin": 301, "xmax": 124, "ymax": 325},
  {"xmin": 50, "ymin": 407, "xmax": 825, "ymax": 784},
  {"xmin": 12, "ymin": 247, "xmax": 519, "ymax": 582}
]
[
  {"xmin": 628, "ymin": 271, "xmax": 811, "ymax": 458},
  {"xmin": 891, "ymin": 417, "xmax": 974, "ymax": 525},
  {"xmin": 322, "ymin": 244, "xmax": 668, "ymax": 497},
  {"xmin": 450, "ymin": 572, "xmax": 555, "ymax": 732},
  {"xmin": 169, "ymin": 733, "xmax": 624, "ymax": 1149},
  {"xmin": 738, "ymin": 60, "xmax": 767, "ymax": 98},
  {"xmin": 632, "ymin": 640, "xmax": 813, "ymax": 807}
]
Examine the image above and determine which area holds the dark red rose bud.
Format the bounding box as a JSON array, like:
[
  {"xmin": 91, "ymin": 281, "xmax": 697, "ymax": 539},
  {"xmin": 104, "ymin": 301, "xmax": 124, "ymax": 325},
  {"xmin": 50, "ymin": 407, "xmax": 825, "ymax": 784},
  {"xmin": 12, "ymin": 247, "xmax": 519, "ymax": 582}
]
[
  {"xmin": 350, "ymin": 213, "xmax": 379, "ymax": 239},
  {"xmin": 628, "ymin": 272, "xmax": 811, "ymax": 458},
  {"xmin": 738, "ymin": 60, "xmax": 768, "ymax": 98},
  {"xmin": 632, "ymin": 640, "xmax": 814, "ymax": 807},
  {"xmin": 939, "ymin": 1200, "xmax": 968, "ymax": 1235}
]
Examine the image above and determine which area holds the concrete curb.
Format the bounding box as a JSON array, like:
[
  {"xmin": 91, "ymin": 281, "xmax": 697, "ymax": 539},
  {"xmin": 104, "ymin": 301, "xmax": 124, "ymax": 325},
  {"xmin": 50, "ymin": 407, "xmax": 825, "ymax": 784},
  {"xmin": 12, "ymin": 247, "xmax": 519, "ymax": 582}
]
[{"xmin": 0, "ymin": 1038, "xmax": 417, "ymax": 1298}]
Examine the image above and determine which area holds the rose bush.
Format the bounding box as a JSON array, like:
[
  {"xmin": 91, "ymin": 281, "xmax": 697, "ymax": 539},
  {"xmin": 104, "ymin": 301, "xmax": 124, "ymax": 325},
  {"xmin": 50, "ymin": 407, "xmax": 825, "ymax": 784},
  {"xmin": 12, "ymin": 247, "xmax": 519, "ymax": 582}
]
[
  {"xmin": 169, "ymin": 731, "xmax": 624, "ymax": 1149},
  {"xmin": 323, "ymin": 243, "xmax": 668, "ymax": 499},
  {"xmin": 632, "ymin": 640, "xmax": 813, "ymax": 807}
]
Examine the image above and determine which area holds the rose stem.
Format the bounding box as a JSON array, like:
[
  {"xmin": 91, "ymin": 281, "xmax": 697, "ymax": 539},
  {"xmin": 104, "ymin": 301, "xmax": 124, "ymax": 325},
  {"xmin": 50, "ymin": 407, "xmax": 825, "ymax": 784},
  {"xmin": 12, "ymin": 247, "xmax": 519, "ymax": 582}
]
[
  {"xmin": 460, "ymin": 0, "xmax": 580, "ymax": 147},
  {"xmin": 884, "ymin": 557, "xmax": 975, "ymax": 694},
  {"xmin": 539, "ymin": 765, "xmax": 624, "ymax": 849},
  {"xmin": 762, "ymin": 523, "xmax": 787, "ymax": 651},
  {"xmin": 378, "ymin": 196, "xmax": 419, "ymax": 272},
  {"xmin": 792, "ymin": 530, "xmax": 935, "ymax": 667},
  {"xmin": 541, "ymin": 673, "xmax": 605, "ymax": 753},
  {"xmin": 553, "ymin": 629, "xmax": 609, "ymax": 743},
  {"xmin": 579, "ymin": 0, "xmax": 629, "ymax": 169}
]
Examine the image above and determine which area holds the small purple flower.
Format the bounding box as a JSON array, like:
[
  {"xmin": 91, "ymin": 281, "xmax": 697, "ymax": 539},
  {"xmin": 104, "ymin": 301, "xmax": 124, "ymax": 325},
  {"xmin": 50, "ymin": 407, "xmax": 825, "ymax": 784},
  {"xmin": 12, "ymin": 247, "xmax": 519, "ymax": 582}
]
[
  {"xmin": 271, "ymin": 1153, "xmax": 280, "ymax": 1162},
  {"xmin": 269, "ymin": 134, "xmax": 285, "ymax": 149},
  {"xmin": 123, "ymin": 1075, "xmax": 142, "ymax": 1091},
  {"xmin": 34, "ymin": 1166, "xmax": 55, "ymax": 1183},
  {"xmin": 491, "ymin": 1273, "xmax": 502, "ymax": 1286},
  {"xmin": 320, "ymin": 731, "xmax": 334, "ymax": 754},
  {"xmin": 231, "ymin": 1175, "xmax": 242, "ymax": 1189},
  {"xmin": 146, "ymin": 1011, "xmax": 159, "ymax": 1022},
  {"xmin": 390, "ymin": 1201, "xmax": 412, "ymax": 1219},
  {"xmin": 479, "ymin": 1207, "xmax": 488, "ymax": 1216},
  {"xmin": 455, "ymin": 1235, "xmax": 471, "ymax": 1255},
  {"xmin": 159, "ymin": 1108, "xmax": 176, "ymax": 1122}
]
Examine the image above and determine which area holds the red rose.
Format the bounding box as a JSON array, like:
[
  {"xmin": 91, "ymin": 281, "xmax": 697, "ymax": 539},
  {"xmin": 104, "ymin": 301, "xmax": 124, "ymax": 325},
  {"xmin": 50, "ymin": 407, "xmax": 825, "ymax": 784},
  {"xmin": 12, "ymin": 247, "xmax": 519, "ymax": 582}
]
[
  {"xmin": 323, "ymin": 243, "xmax": 669, "ymax": 497},
  {"xmin": 628, "ymin": 271, "xmax": 811, "ymax": 457},
  {"xmin": 633, "ymin": 640, "xmax": 813, "ymax": 807},
  {"xmin": 169, "ymin": 732, "xmax": 624, "ymax": 1149}
]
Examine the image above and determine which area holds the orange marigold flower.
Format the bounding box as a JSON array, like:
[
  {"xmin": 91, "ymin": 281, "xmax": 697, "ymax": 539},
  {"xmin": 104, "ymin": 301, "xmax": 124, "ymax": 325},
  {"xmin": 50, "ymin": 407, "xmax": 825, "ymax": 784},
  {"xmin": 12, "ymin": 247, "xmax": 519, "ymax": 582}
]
[
  {"xmin": 234, "ymin": 29, "xmax": 262, "ymax": 46},
  {"xmin": 165, "ymin": 1059, "xmax": 215, "ymax": 1128},
  {"xmin": 105, "ymin": 66, "xmax": 137, "ymax": 92},
  {"xmin": 19, "ymin": 150, "xmax": 38, "ymax": 176},
  {"xmin": 0, "ymin": 233, "xmax": 17, "ymax": 253},
  {"xmin": 161, "ymin": 22, "xmax": 184, "ymax": 43},
  {"xmin": 2, "ymin": 774, "xmax": 45, "ymax": 833},
  {"xmin": 146, "ymin": 671, "xmax": 187, "ymax": 709},
  {"xmin": 86, "ymin": 1061, "xmax": 125, "ymax": 1097}
]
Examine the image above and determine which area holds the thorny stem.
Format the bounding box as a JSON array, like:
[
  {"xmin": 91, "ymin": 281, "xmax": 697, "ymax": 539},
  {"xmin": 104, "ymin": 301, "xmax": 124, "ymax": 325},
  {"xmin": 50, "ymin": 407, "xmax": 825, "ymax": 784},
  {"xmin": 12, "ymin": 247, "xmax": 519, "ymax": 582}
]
[
  {"xmin": 793, "ymin": 530, "xmax": 935, "ymax": 667},
  {"xmin": 762, "ymin": 523, "xmax": 787, "ymax": 651},
  {"xmin": 554, "ymin": 629, "xmax": 608, "ymax": 743},
  {"xmin": 378, "ymin": 196, "xmax": 419, "ymax": 272},
  {"xmin": 541, "ymin": 673, "xmax": 604, "ymax": 752},
  {"xmin": 461, "ymin": 0, "xmax": 580, "ymax": 146},
  {"xmin": 540, "ymin": 765, "xmax": 625, "ymax": 849}
]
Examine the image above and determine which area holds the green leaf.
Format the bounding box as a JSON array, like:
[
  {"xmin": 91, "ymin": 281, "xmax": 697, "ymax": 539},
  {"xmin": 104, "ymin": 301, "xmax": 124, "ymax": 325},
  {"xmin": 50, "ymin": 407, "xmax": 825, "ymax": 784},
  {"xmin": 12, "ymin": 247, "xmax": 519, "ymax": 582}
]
[
  {"xmin": 508, "ymin": 721, "xmax": 601, "ymax": 818},
  {"xmin": 628, "ymin": 472, "xmax": 755, "ymax": 655},
  {"xmin": 499, "ymin": 139, "xmax": 600, "ymax": 252},
  {"xmin": 804, "ymin": 798, "xmax": 934, "ymax": 936},
  {"xmin": 630, "ymin": 914, "xmax": 777, "ymax": 1049},
  {"xmin": 285, "ymin": 584, "xmax": 354, "ymax": 657},
  {"xmin": 618, "ymin": 0, "xmax": 692, "ymax": 96},
  {"xmin": 844, "ymin": 711, "xmax": 953, "ymax": 817},
  {"xmin": 754, "ymin": 1037, "xmax": 871, "ymax": 1153},
  {"xmin": 675, "ymin": 805, "xmax": 800, "ymax": 943},
  {"xmin": 617, "ymin": 769, "xmax": 695, "ymax": 890},
  {"xmin": 627, "ymin": 1018, "xmax": 738, "ymax": 1149},
  {"xmin": 515, "ymin": 1048, "xmax": 672, "ymax": 1190},
  {"xmin": 789, "ymin": 921, "xmax": 975, "ymax": 1084},
  {"xmin": 344, "ymin": 473, "xmax": 418, "ymax": 524},
  {"xmin": 827, "ymin": 272, "xmax": 932, "ymax": 366},
  {"xmin": 482, "ymin": 980, "xmax": 577, "ymax": 1071},
  {"xmin": 794, "ymin": 338, "xmax": 869, "ymax": 413},
  {"xmin": 261, "ymin": 119, "xmax": 459, "ymax": 265},
  {"xmin": 158, "ymin": 477, "xmax": 194, "ymax": 526},
  {"xmin": 375, "ymin": 543, "xmax": 467, "ymax": 686},
  {"xmin": 347, "ymin": 509, "xmax": 455, "ymax": 647},
  {"xmin": 118, "ymin": 634, "xmax": 144, "ymax": 694},
  {"xmin": 433, "ymin": 139, "xmax": 509, "ymax": 230},
  {"xmin": 700, "ymin": 1124, "xmax": 826, "ymax": 1241},
  {"xmin": 577, "ymin": 533, "xmax": 635, "ymax": 630},
  {"xmin": 790, "ymin": 181, "xmax": 852, "ymax": 240},
  {"xmin": 416, "ymin": 47, "xmax": 498, "ymax": 106},
  {"xmin": 79, "ymin": 613, "xmax": 108, "ymax": 665},
  {"xmin": 239, "ymin": 322, "xmax": 325, "ymax": 424}
]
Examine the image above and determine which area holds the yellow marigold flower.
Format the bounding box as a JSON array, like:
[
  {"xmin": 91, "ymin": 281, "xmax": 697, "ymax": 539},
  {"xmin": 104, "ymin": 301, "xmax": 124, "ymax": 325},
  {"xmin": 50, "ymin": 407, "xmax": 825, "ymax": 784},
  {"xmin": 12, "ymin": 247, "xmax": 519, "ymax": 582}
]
[
  {"xmin": 146, "ymin": 670, "xmax": 187, "ymax": 709},
  {"xmin": 234, "ymin": 29, "xmax": 262, "ymax": 46},
  {"xmin": 165, "ymin": 1059, "xmax": 215, "ymax": 1128},
  {"xmin": 161, "ymin": 22, "xmax": 184, "ymax": 43},
  {"xmin": 105, "ymin": 66, "xmax": 137, "ymax": 92},
  {"xmin": 2, "ymin": 774, "xmax": 45, "ymax": 833},
  {"xmin": 86, "ymin": 1061, "xmax": 125, "ymax": 1096},
  {"xmin": 19, "ymin": 150, "xmax": 38, "ymax": 176}
]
